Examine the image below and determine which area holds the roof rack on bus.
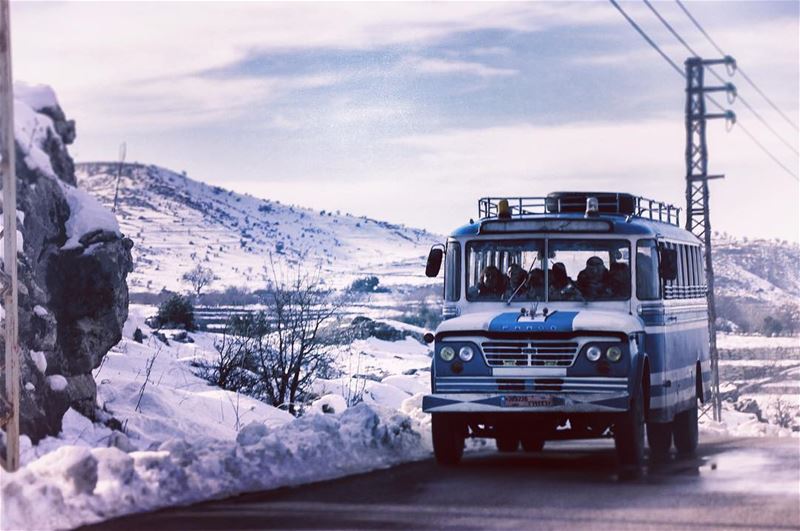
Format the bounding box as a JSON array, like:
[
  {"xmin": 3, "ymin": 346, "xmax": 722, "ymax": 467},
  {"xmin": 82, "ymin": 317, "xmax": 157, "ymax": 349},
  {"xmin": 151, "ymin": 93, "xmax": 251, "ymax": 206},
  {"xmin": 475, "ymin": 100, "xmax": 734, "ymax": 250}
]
[{"xmin": 477, "ymin": 192, "xmax": 681, "ymax": 227}]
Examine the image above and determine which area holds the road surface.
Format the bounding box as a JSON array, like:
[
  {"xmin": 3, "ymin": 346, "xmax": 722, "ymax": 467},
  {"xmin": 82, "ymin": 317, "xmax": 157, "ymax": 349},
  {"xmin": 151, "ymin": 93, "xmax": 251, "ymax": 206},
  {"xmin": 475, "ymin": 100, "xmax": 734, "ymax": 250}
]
[{"xmin": 82, "ymin": 436, "xmax": 799, "ymax": 530}]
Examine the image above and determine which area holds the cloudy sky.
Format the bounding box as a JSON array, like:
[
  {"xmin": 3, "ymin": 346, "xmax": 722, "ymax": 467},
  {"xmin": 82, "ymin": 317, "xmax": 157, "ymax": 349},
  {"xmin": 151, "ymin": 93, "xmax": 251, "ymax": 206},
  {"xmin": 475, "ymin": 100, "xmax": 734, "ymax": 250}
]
[{"xmin": 11, "ymin": 1, "xmax": 799, "ymax": 240}]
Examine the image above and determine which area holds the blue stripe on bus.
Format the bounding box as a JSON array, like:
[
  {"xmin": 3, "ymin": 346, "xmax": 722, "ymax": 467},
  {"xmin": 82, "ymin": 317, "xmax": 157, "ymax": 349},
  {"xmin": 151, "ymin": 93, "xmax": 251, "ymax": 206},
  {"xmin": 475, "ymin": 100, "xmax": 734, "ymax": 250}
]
[{"xmin": 488, "ymin": 311, "xmax": 578, "ymax": 333}]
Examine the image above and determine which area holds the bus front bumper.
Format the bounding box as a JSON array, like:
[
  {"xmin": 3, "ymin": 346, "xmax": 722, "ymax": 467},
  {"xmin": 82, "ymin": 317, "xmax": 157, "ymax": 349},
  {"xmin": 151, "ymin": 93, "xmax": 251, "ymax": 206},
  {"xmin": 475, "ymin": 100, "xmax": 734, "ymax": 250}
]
[{"xmin": 422, "ymin": 392, "xmax": 630, "ymax": 414}]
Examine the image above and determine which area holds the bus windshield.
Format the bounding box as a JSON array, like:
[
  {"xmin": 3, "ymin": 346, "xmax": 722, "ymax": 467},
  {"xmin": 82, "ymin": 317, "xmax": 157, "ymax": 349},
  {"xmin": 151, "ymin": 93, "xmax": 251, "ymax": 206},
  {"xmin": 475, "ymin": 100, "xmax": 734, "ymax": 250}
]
[
  {"xmin": 466, "ymin": 239, "xmax": 544, "ymax": 302},
  {"xmin": 466, "ymin": 239, "xmax": 630, "ymax": 302}
]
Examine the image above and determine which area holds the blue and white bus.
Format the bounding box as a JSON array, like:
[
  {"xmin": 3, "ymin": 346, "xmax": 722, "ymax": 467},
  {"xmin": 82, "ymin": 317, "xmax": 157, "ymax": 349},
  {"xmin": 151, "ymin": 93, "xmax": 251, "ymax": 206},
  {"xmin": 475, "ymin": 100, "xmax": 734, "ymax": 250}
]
[{"xmin": 423, "ymin": 192, "xmax": 711, "ymax": 469}]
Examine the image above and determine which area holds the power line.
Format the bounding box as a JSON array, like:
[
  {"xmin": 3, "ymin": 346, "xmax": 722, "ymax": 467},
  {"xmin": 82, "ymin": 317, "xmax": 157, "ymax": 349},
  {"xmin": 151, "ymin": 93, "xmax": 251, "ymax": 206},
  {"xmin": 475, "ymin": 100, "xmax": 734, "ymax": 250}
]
[
  {"xmin": 608, "ymin": 0, "xmax": 798, "ymax": 183},
  {"xmin": 737, "ymin": 96, "xmax": 798, "ymax": 156},
  {"xmin": 675, "ymin": 0, "xmax": 799, "ymax": 132},
  {"xmin": 706, "ymin": 94, "xmax": 797, "ymax": 180},
  {"xmin": 608, "ymin": 0, "xmax": 684, "ymax": 78},
  {"xmin": 645, "ymin": 0, "xmax": 798, "ymax": 156},
  {"xmin": 643, "ymin": 0, "xmax": 698, "ymax": 56},
  {"xmin": 735, "ymin": 121, "xmax": 799, "ymax": 181}
]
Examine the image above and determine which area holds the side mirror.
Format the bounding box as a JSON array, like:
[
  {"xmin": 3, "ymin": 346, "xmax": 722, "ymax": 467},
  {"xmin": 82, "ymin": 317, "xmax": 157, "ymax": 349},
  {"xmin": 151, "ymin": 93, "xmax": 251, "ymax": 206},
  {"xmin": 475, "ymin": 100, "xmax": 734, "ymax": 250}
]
[
  {"xmin": 426, "ymin": 246, "xmax": 444, "ymax": 278},
  {"xmin": 658, "ymin": 245, "xmax": 678, "ymax": 281}
]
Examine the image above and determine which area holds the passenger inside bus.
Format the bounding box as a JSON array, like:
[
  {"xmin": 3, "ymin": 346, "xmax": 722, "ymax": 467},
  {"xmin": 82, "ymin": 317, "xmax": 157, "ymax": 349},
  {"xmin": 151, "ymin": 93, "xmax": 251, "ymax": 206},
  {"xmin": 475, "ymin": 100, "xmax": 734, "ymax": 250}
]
[
  {"xmin": 607, "ymin": 262, "xmax": 631, "ymax": 298},
  {"xmin": 548, "ymin": 262, "xmax": 573, "ymax": 299},
  {"xmin": 577, "ymin": 256, "xmax": 609, "ymax": 299},
  {"xmin": 506, "ymin": 263, "xmax": 529, "ymax": 296},
  {"xmin": 477, "ymin": 265, "xmax": 507, "ymax": 298},
  {"xmin": 527, "ymin": 268, "xmax": 545, "ymax": 299}
]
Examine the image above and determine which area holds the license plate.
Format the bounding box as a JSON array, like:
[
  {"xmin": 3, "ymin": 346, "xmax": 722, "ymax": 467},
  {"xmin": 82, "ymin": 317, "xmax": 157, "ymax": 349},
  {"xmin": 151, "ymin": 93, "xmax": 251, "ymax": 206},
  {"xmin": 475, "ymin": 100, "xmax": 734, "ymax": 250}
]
[{"xmin": 503, "ymin": 395, "xmax": 555, "ymax": 408}]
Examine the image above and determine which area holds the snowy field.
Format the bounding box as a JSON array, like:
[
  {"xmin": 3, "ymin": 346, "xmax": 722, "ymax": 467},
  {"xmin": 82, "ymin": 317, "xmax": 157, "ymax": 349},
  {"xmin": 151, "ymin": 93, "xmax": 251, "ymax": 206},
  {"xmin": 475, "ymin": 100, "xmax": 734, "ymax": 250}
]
[
  {"xmin": 0, "ymin": 305, "xmax": 436, "ymax": 530},
  {"xmin": 1, "ymin": 312, "xmax": 798, "ymax": 530},
  {"xmin": 700, "ymin": 333, "xmax": 800, "ymax": 438}
]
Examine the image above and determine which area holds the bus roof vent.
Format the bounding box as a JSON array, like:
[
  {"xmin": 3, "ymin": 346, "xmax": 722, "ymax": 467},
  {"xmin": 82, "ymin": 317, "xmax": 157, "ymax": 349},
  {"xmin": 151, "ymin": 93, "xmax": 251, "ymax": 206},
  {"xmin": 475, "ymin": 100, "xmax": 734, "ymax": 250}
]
[{"xmin": 478, "ymin": 192, "xmax": 681, "ymax": 226}]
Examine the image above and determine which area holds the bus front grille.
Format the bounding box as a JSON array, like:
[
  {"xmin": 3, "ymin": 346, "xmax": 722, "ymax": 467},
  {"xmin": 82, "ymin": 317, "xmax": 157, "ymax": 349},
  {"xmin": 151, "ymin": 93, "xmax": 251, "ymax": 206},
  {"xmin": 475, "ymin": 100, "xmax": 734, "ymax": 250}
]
[{"xmin": 481, "ymin": 340, "xmax": 579, "ymax": 367}]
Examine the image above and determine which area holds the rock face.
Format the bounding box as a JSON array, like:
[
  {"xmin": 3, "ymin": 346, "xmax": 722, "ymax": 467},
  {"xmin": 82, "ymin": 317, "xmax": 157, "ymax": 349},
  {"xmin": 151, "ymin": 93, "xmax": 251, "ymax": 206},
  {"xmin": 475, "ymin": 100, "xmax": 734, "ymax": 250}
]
[
  {"xmin": 349, "ymin": 316, "xmax": 422, "ymax": 343},
  {"xmin": 1, "ymin": 85, "xmax": 132, "ymax": 442}
]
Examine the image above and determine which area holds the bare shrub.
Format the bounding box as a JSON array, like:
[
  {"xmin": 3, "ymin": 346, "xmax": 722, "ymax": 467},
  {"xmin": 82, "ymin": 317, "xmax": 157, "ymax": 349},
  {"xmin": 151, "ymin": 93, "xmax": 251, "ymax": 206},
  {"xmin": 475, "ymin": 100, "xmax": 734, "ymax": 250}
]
[
  {"xmin": 257, "ymin": 259, "xmax": 344, "ymax": 414},
  {"xmin": 193, "ymin": 312, "xmax": 266, "ymax": 395}
]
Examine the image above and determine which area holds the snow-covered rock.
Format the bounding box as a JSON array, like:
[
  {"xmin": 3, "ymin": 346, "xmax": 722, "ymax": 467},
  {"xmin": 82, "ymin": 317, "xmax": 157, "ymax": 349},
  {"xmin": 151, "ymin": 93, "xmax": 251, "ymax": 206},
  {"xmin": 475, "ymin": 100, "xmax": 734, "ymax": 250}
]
[
  {"xmin": 0, "ymin": 83, "xmax": 132, "ymax": 442},
  {"xmin": 309, "ymin": 393, "xmax": 349, "ymax": 415}
]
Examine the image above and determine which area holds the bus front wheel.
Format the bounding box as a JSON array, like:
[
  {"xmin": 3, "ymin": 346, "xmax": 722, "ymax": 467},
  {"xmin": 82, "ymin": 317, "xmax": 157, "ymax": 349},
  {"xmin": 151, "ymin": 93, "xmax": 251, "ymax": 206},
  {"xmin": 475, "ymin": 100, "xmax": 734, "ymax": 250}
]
[
  {"xmin": 647, "ymin": 421, "xmax": 672, "ymax": 462},
  {"xmin": 615, "ymin": 385, "xmax": 645, "ymax": 474},
  {"xmin": 432, "ymin": 414, "xmax": 465, "ymax": 466}
]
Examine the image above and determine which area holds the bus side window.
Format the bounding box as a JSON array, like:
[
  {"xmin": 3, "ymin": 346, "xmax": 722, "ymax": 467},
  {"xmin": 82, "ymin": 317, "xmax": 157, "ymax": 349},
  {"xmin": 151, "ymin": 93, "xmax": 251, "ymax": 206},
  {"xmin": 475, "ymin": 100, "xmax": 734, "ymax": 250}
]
[
  {"xmin": 678, "ymin": 244, "xmax": 688, "ymax": 298},
  {"xmin": 636, "ymin": 239, "xmax": 659, "ymax": 300},
  {"xmin": 445, "ymin": 242, "xmax": 461, "ymax": 302}
]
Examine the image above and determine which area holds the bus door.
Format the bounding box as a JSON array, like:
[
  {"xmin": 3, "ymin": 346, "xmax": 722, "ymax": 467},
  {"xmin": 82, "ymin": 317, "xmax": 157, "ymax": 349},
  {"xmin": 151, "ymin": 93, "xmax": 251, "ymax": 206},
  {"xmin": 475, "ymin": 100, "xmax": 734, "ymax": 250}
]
[
  {"xmin": 636, "ymin": 239, "xmax": 674, "ymax": 422},
  {"xmin": 658, "ymin": 241, "xmax": 699, "ymax": 418}
]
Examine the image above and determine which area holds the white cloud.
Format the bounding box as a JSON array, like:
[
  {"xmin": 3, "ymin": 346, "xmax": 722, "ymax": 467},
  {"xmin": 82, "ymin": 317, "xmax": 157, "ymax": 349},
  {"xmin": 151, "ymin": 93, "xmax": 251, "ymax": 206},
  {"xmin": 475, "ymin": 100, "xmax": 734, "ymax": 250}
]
[
  {"xmin": 403, "ymin": 56, "xmax": 518, "ymax": 78},
  {"xmin": 469, "ymin": 46, "xmax": 513, "ymax": 57},
  {"xmin": 10, "ymin": 2, "xmax": 612, "ymax": 130}
]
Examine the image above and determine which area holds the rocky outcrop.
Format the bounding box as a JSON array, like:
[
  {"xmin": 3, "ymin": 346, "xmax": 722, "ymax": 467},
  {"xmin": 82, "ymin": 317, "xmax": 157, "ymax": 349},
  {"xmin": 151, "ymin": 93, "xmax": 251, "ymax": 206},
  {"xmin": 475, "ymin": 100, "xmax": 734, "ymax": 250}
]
[
  {"xmin": 1, "ymin": 85, "xmax": 132, "ymax": 442},
  {"xmin": 349, "ymin": 316, "xmax": 423, "ymax": 343}
]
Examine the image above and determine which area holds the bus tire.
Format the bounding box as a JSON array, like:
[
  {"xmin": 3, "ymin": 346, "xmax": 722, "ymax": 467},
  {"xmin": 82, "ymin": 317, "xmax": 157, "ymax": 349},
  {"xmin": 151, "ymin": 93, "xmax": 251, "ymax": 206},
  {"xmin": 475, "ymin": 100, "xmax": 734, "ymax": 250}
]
[
  {"xmin": 647, "ymin": 421, "xmax": 672, "ymax": 462},
  {"xmin": 432, "ymin": 414, "xmax": 465, "ymax": 466},
  {"xmin": 673, "ymin": 397, "xmax": 699, "ymax": 456},
  {"xmin": 496, "ymin": 434, "xmax": 519, "ymax": 453},
  {"xmin": 520, "ymin": 434, "xmax": 545, "ymax": 453},
  {"xmin": 615, "ymin": 383, "xmax": 645, "ymax": 473}
]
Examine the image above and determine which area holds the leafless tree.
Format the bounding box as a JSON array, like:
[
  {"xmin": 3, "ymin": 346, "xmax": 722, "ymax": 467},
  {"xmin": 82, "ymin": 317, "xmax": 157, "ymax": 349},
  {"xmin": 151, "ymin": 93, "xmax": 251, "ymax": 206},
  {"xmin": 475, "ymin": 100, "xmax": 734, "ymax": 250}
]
[
  {"xmin": 257, "ymin": 258, "xmax": 344, "ymax": 414},
  {"xmin": 194, "ymin": 312, "xmax": 267, "ymax": 394},
  {"xmin": 182, "ymin": 265, "xmax": 217, "ymax": 299}
]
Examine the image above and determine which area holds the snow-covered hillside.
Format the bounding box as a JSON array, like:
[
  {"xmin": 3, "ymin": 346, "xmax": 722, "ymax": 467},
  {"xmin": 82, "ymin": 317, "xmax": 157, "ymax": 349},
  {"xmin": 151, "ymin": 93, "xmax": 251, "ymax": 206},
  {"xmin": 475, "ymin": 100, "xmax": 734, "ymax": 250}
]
[
  {"xmin": 714, "ymin": 234, "xmax": 800, "ymax": 304},
  {"xmin": 76, "ymin": 162, "xmax": 441, "ymax": 294}
]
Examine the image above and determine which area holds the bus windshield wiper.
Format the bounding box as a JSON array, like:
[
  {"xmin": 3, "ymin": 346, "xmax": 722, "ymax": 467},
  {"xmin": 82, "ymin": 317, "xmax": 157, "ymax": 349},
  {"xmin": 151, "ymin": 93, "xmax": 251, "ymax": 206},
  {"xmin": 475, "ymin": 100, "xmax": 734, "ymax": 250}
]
[{"xmin": 506, "ymin": 256, "xmax": 538, "ymax": 306}]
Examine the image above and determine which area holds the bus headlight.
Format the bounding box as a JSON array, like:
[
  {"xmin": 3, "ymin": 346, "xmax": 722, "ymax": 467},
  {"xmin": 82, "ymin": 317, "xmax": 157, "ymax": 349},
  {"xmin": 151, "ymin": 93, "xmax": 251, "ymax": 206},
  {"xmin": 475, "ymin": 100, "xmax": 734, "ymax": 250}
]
[
  {"xmin": 606, "ymin": 346, "xmax": 623, "ymax": 362},
  {"xmin": 458, "ymin": 346, "xmax": 474, "ymax": 362},
  {"xmin": 440, "ymin": 346, "xmax": 456, "ymax": 362},
  {"xmin": 586, "ymin": 345, "xmax": 602, "ymax": 362}
]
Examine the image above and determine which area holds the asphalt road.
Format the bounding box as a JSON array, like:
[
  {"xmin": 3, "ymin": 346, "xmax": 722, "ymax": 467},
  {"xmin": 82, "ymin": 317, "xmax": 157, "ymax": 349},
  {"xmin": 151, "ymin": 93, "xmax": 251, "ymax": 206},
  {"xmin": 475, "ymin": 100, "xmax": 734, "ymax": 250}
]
[{"xmin": 82, "ymin": 436, "xmax": 800, "ymax": 530}]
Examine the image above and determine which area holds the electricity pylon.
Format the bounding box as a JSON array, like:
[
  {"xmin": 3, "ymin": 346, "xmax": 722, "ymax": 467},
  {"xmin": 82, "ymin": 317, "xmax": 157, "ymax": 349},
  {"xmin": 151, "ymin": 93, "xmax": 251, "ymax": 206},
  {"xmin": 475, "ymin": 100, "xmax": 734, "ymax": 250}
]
[{"xmin": 684, "ymin": 56, "xmax": 736, "ymax": 422}]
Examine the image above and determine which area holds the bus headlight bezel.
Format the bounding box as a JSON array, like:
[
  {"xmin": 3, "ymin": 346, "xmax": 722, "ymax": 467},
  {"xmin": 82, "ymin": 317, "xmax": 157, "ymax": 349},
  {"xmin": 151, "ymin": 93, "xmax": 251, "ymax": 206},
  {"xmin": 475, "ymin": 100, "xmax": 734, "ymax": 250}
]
[
  {"xmin": 458, "ymin": 346, "xmax": 474, "ymax": 362},
  {"xmin": 586, "ymin": 345, "xmax": 602, "ymax": 362},
  {"xmin": 606, "ymin": 345, "xmax": 623, "ymax": 362},
  {"xmin": 440, "ymin": 346, "xmax": 456, "ymax": 362}
]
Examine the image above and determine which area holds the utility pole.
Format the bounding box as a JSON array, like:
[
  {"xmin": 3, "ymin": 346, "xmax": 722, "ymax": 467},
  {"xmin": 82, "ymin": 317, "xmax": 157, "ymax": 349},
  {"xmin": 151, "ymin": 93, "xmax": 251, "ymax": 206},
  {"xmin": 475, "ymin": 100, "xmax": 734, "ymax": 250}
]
[
  {"xmin": 0, "ymin": 0, "xmax": 19, "ymax": 472},
  {"xmin": 112, "ymin": 141, "xmax": 126, "ymax": 213},
  {"xmin": 684, "ymin": 56, "xmax": 736, "ymax": 422}
]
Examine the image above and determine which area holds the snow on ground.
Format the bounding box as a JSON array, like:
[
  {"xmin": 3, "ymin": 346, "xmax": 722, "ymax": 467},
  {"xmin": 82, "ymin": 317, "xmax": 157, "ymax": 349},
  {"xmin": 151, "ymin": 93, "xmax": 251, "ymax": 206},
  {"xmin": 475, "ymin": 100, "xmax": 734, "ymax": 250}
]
[
  {"xmin": 3, "ymin": 309, "xmax": 798, "ymax": 530},
  {"xmin": 1, "ymin": 305, "xmax": 435, "ymax": 530},
  {"xmin": 700, "ymin": 406, "xmax": 797, "ymax": 438},
  {"xmin": 2, "ymin": 403, "xmax": 426, "ymax": 531},
  {"xmin": 718, "ymin": 333, "xmax": 800, "ymax": 350}
]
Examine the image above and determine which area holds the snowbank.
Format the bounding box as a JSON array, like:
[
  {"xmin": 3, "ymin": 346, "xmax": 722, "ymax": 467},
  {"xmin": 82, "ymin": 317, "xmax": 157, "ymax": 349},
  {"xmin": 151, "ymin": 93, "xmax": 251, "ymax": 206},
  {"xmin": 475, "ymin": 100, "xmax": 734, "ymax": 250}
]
[
  {"xmin": 1, "ymin": 303, "xmax": 435, "ymax": 530},
  {"xmin": 700, "ymin": 406, "xmax": 798, "ymax": 438},
  {"xmin": 1, "ymin": 403, "xmax": 428, "ymax": 531}
]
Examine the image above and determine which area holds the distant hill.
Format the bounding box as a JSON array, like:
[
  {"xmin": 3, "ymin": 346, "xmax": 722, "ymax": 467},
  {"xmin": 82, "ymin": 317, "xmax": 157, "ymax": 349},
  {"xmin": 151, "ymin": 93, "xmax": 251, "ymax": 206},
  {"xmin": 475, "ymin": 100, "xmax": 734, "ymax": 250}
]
[
  {"xmin": 75, "ymin": 162, "xmax": 797, "ymax": 333},
  {"xmin": 76, "ymin": 162, "xmax": 440, "ymax": 294},
  {"xmin": 713, "ymin": 234, "xmax": 799, "ymax": 334}
]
